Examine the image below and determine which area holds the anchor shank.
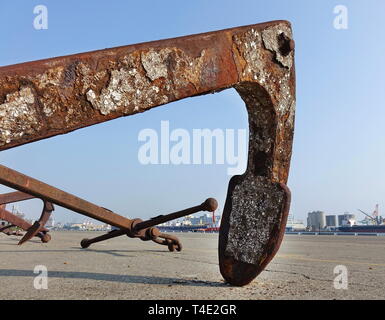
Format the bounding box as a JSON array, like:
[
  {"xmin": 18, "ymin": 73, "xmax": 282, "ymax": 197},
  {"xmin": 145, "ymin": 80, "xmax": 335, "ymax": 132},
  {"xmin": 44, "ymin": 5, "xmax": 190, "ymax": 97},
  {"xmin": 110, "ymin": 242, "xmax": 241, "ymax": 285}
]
[
  {"xmin": 133, "ymin": 205, "xmax": 203, "ymax": 231},
  {"xmin": 81, "ymin": 229, "xmax": 127, "ymax": 248},
  {"xmin": 0, "ymin": 165, "xmax": 133, "ymax": 229},
  {"xmin": 0, "ymin": 207, "xmax": 33, "ymax": 230},
  {"xmin": 134, "ymin": 198, "xmax": 218, "ymax": 231},
  {"xmin": 0, "ymin": 191, "xmax": 35, "ymax": 205}
]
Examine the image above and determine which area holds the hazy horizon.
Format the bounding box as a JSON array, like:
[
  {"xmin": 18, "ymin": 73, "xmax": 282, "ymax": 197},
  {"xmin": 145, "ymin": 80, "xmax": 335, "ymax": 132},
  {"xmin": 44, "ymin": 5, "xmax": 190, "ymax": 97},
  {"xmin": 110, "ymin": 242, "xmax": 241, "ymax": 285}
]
[{"xmin": 1, "ymin": 0, "xmax": 385, "ymax": 225}]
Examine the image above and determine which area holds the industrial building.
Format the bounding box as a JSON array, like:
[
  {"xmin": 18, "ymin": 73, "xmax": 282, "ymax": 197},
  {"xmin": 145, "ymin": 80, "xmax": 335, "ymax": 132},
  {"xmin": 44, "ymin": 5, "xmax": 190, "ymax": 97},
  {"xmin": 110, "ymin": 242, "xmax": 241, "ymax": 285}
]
[
  {"xmin": 326, "ymin": 215, "xmax": 337, "ymax": 227},
  {"xmin": 307, "ymin": 211, "xmax": 326, "ymax": 231},
  {"xmin": 286, "ymin": 214, "xmax": 306, "ymax": 231},
  {"xmin": 306, "ymin": 212, "xmax": 356, "ymax": 230},
  {"xmin": 338, "ymin": 213, "xmax": 356, "ymax": 226}
]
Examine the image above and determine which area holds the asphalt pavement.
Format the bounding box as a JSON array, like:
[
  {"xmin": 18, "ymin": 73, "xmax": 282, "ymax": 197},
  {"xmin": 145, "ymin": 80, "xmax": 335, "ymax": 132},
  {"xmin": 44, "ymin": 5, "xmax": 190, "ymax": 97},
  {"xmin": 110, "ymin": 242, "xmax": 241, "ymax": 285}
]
[{"xmin": 0, "ymin": 231, "xmax": 384, "ymax": 299}]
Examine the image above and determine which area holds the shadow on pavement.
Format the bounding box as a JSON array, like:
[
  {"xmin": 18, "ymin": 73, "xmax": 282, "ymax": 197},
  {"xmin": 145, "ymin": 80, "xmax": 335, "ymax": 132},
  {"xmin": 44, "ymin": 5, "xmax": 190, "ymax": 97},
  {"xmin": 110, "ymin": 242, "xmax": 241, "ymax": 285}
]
[{"xmin": 0, "ymin": 269, "xmax": 227, "ymax": 287}]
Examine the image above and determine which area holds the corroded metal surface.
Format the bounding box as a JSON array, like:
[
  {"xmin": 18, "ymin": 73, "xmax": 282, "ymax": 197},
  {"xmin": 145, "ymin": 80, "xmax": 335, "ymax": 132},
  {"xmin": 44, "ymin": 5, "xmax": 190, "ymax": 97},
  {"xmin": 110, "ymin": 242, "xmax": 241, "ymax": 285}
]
[
  {"xmin": 18, "ymin": 200, "xmax": 54, "ymax": 245},
  {"xmin": 0, "ymin": 20, "xmax": 294, "ymax": 156},
  {"xmin": 0, "ymin": 164, "xmax": 216, "ymax": 251},
  {"xmin": 0, "ymin": 164, "xmax": 134, "ymax": 229},
  {"xmin": 0, "ymin": 192, "xmax": 52, "ymax": 244},
  {"xmin": 0, "ymin": 191, "xmax": 34, "ymax": 204},
  {"xmin": 0, "ymin": 206, "xmax": 50, "ymax": 242},
  {"xmin": 80, "ymin": 198, "xmax": 218, "ymax": 250},
  {"xmin": 0, "ymin": 20, "xmax": 295, "ymax": 286}
]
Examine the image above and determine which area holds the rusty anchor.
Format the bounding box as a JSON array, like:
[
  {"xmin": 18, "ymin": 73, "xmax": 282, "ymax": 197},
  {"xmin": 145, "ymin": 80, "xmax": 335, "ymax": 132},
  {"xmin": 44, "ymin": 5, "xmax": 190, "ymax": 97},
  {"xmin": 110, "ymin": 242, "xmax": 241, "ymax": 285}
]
[
  {"xmin": 0, "ymin": 208, "xmax": 51, "ymax": 241},
  {"xmin": 80, "ymin": 198, "xmax": 218, "ymax": 251},
  {"xmin": 0, "ymin": 223, "xmax": 22, "ymax": 236},
  {"xmin": 0, "ymin": 20, "xmax": 295, "ymax": 286},
  {"xmin": 0, "ymin": 192, "xmax": 53, "ymax": 243},
  {"xmin": 0, "ymin": 165, "xmax": 217, "ymax": 251}
]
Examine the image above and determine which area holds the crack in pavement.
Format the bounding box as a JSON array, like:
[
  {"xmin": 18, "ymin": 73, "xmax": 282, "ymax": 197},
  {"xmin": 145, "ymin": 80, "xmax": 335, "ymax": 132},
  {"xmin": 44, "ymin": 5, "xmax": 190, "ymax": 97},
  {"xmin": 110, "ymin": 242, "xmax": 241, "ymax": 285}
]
[{"xmin": 264, "ymin": 268, "xmax": 380, "ymax": 289}]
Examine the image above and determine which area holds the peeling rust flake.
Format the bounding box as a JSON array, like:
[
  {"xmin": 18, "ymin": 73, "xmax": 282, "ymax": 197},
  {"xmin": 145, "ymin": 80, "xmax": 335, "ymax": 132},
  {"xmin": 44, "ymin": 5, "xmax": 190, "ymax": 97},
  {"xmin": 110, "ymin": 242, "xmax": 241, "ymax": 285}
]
[
  {"xmin": 0, "ymin": 21, "xmax": 294, "ymax": 153},
  {"xmin": 0, "ymin": 87, "xmax": 40, "ymax": 145}
]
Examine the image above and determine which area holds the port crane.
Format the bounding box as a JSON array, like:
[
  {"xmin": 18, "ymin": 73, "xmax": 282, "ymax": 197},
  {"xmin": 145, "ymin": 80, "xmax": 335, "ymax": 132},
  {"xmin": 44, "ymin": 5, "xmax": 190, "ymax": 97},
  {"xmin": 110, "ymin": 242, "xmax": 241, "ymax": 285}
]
[{"xmin": 358, "ymin": 205, "xmax": 383, "ymax": 225}]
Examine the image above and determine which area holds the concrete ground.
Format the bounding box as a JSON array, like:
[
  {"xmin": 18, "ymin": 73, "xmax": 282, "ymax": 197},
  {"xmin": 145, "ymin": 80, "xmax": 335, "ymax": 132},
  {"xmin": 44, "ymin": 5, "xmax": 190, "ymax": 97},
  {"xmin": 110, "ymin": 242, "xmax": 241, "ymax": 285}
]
[{"xmin": 0, "ymin": 231, "xmax": 384, "ymax": 300}]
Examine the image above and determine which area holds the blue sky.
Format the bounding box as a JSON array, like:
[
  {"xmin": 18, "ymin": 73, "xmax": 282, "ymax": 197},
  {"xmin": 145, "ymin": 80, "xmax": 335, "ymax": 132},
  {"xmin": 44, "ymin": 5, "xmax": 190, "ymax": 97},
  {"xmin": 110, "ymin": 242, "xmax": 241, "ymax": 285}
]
[{"xmin": 1, "ymin": 0, "xmax": 385, "ymax": 224}]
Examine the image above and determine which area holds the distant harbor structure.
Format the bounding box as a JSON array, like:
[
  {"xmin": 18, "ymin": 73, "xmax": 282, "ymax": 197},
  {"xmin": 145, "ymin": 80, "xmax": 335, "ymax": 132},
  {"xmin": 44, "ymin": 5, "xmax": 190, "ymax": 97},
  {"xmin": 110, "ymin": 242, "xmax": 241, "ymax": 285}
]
[
  {"xmin": 307, "ymin": 211, "xmax": 326, "ymax": 231},
  {"xmin": 46, "ymin": 216, "xmax": 55, "ymax": 228},
  {"xmin": 326, "ymin": 215, "xmax": 337, "ymax": 227},
  {"xmin": 157, "ymin": 211, "xmax": 221, "ymax": 232},
  {"xmin": 306, "ymin": 211, "xmax": 356, "ymax": 231},
  {"xmin": 285, "ymin": 214, "xmax": 306, "ymax": 231},
  {"xmin": 338, "ymin": 213, "xmax": 356, "ymax": 227}
]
